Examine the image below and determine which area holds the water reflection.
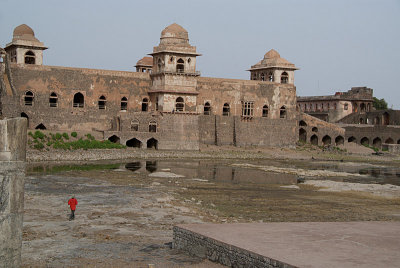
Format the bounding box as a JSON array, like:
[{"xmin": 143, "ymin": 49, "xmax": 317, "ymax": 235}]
[
  {"xmin": 146, "ymin": 161, "xmax": 157, "ymax": 173},
  {"xmin": 125, "ymin": 162, "xmax": 141, "ymax": 172}
]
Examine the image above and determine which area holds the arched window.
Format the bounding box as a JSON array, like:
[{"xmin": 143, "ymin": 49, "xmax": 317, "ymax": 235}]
[
  {"xmin": 49, "ymin": 92, "xmax": 58, "ymax": 107},
  {"xmin": 203, "ymin": 102, "xmax": 211, "ymax": 115},
  {"xmin": 322, "ymin": 135, "xmax": 332, "ymax": 146},
  {"xmin": 353, "ymin": 103, "xmax": 358, "ymax": 112},
  {"xmin": 260, "ymin": 73, "xmax": 265, "ymax": 81},
  {"xmin": 73, "ymin": 92, "xmax": 84, "ymax": 108},
  {"xmin": 383, "ymin": 112, "xmax": 390, "ymax": 125},
  {"xmin": 24, "ymin": 51, "xmax": 35, "ymax": 64},
  {"xmin": 374, "ymin": 116, "xmax": 380, "ymax": 125},
  {"xmin": 280, "ymin": 106, "xmax": 286, "ymax": 119},
  {"xmin": 281, "ymin": 72, "xmax": 288, "ymax": 84},
  {"xmin": 149, "ymin": 121, "xmax": 157, "ymax": 133},
  {"xmin": 142, "ymin": 98, "xmax": 149, "ymax": 112},
  {"xmin": 268, "ymin": 72, "xmax": 274, "ymax": 82},
  {"xmin": 175, "ymin": 97, "xmax": 184, "ymax": 112},
  {"xmin": 121, "ymin": 97, "xmax": 128, "ymax": 111},
  {"xmin": 98, "ymin": 95, "xmax": 106, "ymax": 110},
  {"xmin": 262, "ymin": 105, "xmax": 269, "ymax": 117},
  {"xmin": 21, "ymin": 112, "xmax": 29, "ymax": 127},
  {"xmin": 344, "ymin": 103, "xmax": 348, "ymax": 110},
  {"xmin": 360, "ymin": 103, "xmax": 366, "ymax": 112},
  {"xmin": 24, "ymin": 91, "xmax": 34, "ymax": 106},
  {"xmin": 312, "ymin": 127, "xmax": 318, "ymax": 132},
  {"xmin": 299, "ymin": 120, "xmax": 307, "ymax": 127},
  {"xmin": 131, "ymin": 119, "xmax": 139, "ymax": 131},
  {"xmin": 222, "ymin": 103, "xmax": 230, "ymax": 116},
  {"xmin": 299, "ymin": 128, "xmax": 307, "ymax": 143},
  {"xmin": 157, "ymin": 58, "xmax": 162, "ymax": 72},
  {"xmin": 176, "ymin": 58, "xmax": 184, "ymax": 73}
]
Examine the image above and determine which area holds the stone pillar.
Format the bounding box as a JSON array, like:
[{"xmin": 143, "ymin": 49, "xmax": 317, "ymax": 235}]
[{"xmin": 0, "ymin": 117, "xmax": 27, "ymax": 267}]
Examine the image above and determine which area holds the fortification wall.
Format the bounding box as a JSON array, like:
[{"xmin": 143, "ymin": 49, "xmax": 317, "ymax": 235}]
[{"xmin": 0, "ymin": 117, "xmax": 27, "ymax": 267}]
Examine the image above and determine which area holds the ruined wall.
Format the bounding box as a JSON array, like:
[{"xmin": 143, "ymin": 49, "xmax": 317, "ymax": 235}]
[
  {"xmin": 3, "ymin": 64, "xmax": 151, "ymax": 131},
  {"xmin": 299, "ymin": 113, "xmax": 345, "ymax": 146},
  {"xmin": 0, "ymin": 117, "xmax": 27, "ymax": 267},
  {"xmin": 342, "ymin": 124, "xmax": 400, "ymax": 148}
]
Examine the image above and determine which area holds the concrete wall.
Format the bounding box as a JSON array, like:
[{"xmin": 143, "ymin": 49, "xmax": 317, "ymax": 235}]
[
  {"xmin": 0, "ymin": 117, "xmax": 27, "ymax": 267},
  {"xmin": 173, "ymin": 226, "xmax": 294, "ymax": 268}
]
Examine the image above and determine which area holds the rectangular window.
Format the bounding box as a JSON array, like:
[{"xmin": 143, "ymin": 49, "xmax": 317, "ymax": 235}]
[{"xmin": 241, "ymin": 101, "xmax": 254, "ymax": 117}]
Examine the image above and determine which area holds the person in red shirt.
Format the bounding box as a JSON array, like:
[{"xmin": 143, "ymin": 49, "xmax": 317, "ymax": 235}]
[{"xmin": 68, "ymin": 196, "xmax": 78, "ymax": 220}]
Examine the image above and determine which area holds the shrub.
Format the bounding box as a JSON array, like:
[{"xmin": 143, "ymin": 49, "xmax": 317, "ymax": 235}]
[
  {"xmin": 86, "ymin": 133, "xmax": 95, "ymax": 140},
  {"xmin": 62, "ymin": 132, "xmax": 69, "ymax": 140},
  {"xmin": 34, "ymin": 142, "xmax": 44, "ymax": 150},
  {"xmin": 71, "ymin": 132, "xmax": 77, "ymax": 138},
  {"xmin": 33, "ymin": 130, "xmax": 45, "ymax": 140},
  {"xmin": 55, "ymin": 133, "xmax": 62, "ymax": 140},
  {"xmin": 28, "ymin": 131, "xmax": 34, "ymax": 138}
]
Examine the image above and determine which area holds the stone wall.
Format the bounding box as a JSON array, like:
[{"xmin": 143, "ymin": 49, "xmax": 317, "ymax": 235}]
[
  {"xmin": 0, "ymin": 117, "xmax": 27, "ymax": 267},
  {"xmin": 173, "ymin": 226, "xmax": 295, "ymax": 268},
  {"xmin": 342, "ymin": 124, "xmax": 400, "ymax": 148}
]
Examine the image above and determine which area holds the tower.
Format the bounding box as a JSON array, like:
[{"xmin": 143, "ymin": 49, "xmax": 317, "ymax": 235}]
[
  {"xmin": 4, "ymin": 24, "xmax": 47, "ymax": 65},
  {"xmin": 248, "ymin": 49, "xmax": 297, "ymax": 84},
  {"xmin": 149, "ymin": 23, "xmax": 201, "ymax": 113}
]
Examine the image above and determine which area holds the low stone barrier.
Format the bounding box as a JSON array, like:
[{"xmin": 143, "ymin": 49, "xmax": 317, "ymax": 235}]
[{"xmin": 173, "ymin": 226, "xmax": 295, "ymax": 268}]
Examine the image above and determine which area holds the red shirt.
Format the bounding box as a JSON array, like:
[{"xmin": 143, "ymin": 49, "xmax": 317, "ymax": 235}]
[{"xmin": 68, "ymin": 198, "xmax": 78, "ymax": 210}]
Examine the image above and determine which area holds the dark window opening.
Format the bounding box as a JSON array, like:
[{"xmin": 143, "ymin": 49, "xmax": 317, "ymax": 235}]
[
  {"xmin": 121, "ymin": 97, "xmax": 128, "ymax": 111},
  {"xmin": 21, "ymin": 113, "xmax": 29, "ymax": 127},
  {"xmin": 260, "ymin": 73, "xmax": 265, "ymax": 81},
  {"xmin": 310, "ymin": 135, "xmax": 318, "ymax": 145},
  {"xmin": 73, "ymin": 92, "xmax": 84, "ymax": 108},
  {"xmin": 176, "ymin": 58, "xmax": 184, "ymax": 73},
  {"xmin": 344, "ymin": 103, "xmax": 348, "ymax": 110},
  {"xmin": 335, "ymin": 136, "xmax": 344, "ymax": 146},
  {"xmin": 126, "ymin": 138, "xmax": 142, "ymax": 148},
  {"xmin": 142, "ymin": 98, "xmax": 149, "ymax": 112},
  {"xmin": 322, "ymin": 135, "xmax": 331, "ymax": 146},
  {"xmin": 24, "ymin": 51, "xmax": 35, "ymax": 64},
  {"xmin": 262, "ymin": 105, "xmax": 269, "ymax": 117},
  {"xmin": 147, "ymin": 138, "xmax": 158, "ymax": 149},
  {"xmin": 175, "ymin": 97, "xmax": 184, "ymax": 112},
  {"xmin": 149, "ymin": 121, "xmax": 157, "ymax": 133},
  {"xmin": 299, "ymin": 120, "xmax": 307, "ymax": 127},
  {"xmin": 281, "ymin": 72, "xmax": 288, "ymax": 84},
  {"xmin": 374, "ymin": 116, "xmax": 380, "ymax": 125},
  {"xmin": 373, "ymin": 137, "xmax": 382, "ymax": 149},
  {"xmin": 360, "ymin": 137, "xmax": 369, "ymax": 146},
  {"xmin": 146, "ymin": 161, "xmax": 157, "ymax": 173},
  {"xmin": 108, "ymin": 135, "xmax": 120, "ymax": 144},
  {"xmin": 385, "ymin": 138, "xmax": 394, "ymax": 144},
  {"xmin": 24, "ymin": 91, "xmax": 34, "ymax": 106},
  {"xmin": 222, "ymin": 103, "xmax": 230, "ymax": 116},
  {"xmin": 204, "ymin": 102, "xmax": 211, "ymax": 115},
  {"xmin": 35, "ymin": 123, "xmax": 46, "ymax": 130},
  {"xmin": 383, "ymin": 112, "xmax": 390, "ymax": 125},
  {"xmin": 268, "ymin": 72, "xmax": 274, "ymax": 82},
  {"xmin": 360, "ymin": 118, "xmax": 364, "ymax": 124},
  {"xmin": 49, "ymin": 92, "xmax": 58, "ymax": 107},
  {"xmin": 348, "ymin": 136, "xmax": 356, "ymax": 143},
  {"xmin": 299, "ymin": 128, "xmax": 307, "ymax": 143},
  {"xmin": 312, "ymin": 127, "xmax": 318, "ymax": 132},
  {"xmin": 98, "ymin": 95, "xmax": 106, "ymax": 110},
  {"xmin": 131, "ymin": 120, "xmax": 139, "ymax": 131},
  {"xmin": 280, "ymin": 106, "xmax": 287, "ymax": 119}
]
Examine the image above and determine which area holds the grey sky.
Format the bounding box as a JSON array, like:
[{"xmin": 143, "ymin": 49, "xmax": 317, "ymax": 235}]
[{"xmin": 1, "ymin": 0, "xmax": 399, "ymax": 107}]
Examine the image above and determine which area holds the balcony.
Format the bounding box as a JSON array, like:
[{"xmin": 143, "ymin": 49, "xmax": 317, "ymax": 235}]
[{"xmin": 150, "ymin": 69, "xmax": 201, "ymax": 77}]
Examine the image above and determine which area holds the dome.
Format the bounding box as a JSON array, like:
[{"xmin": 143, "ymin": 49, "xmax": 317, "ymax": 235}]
[
  {"xmin": 264, "ymin": 49, "xmax": 280, "ymax": 59},
  {"xmin": 13, "ymin": 24, "xmax": 35, "ymax": 38},
  {"xmin": 160, "ymin": 23, "xmax": 189, "ymax": 44}
]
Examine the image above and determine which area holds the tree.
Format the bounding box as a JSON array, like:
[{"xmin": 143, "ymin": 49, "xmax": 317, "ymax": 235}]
[{"xmin": 373, "ymin": 97, "xmax": 388, "ymax": 110}]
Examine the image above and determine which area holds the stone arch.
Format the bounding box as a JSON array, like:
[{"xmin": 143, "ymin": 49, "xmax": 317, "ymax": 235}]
[
  {"xmin": 126, "ymin": 138, "xmax": 142, "ymax": 148},
  {"xmin": 397, "ymin": 139, "xmax": 400, "ymax": 144},
  {"xmin": 35, "ymin": 123, "xmax": 46, "ymax": 130},
  {"xmin": 281, "ymin": 72, "xmax": 288, "ymax": 84},
  {"xmin": 204, "ymin": 102, "xmax": 211, "ymax": 115},
  {"xmin": 262, "ymin": 105, "xmax": 269, "ymax": 117},
  {"xmin": 385, "ymin": 138, "xmax": 394, "ymax": 144},
  {"xmin": 24, "ymin": 91, "xmax": 34, "ymax": 106},
  {"xmin": 299, "ymin": 128, "xmax": 307, "ymax": 143},
  {"xmin": 348, "ymin": 136, "xmax": 356, "ymax": 143},
  {"xmin": 312, "ymin": 127, "xmax": 318, "ymax": 132},
  {"xmin": 373, "ymin": 137, "xmax": 382, "ymax": 149},
  {"xmin": 108, "ymin": 135, "xmax": 120, "ymax": 144},
  {"xmin": 222, "ymin": 103, "xmax": 230, "ymax": 116},
  {"xmin": 24, "ymin": 50, "xmax": 35, "ymax": 64},
  {"xmin": 176, "ymin": 58, "xmax": 184, "ymax": 73},
  {"xmin": 260, "ymin": 73, "xmax": 265, "ymax": 81},
  {"xmin": 280, "ymin": 106, "xmax": 286, "ymax": 119},
  {"xmin": 360, "ymin": 103, "xmax": 366, "ymax": 112},
  {"xmin": 49, "ymin": 92, "xmax": 58, "ymax": 107},
  {"xmin": 175, "ymin": 97, "xmax": 184, "ymax": 112},
  {"xmin": 322, "ymin": 135, "xmax": 331, "ymax": 146},
  {"xmin": 98, "ymin": 95, "xmax": 106, "ymax": 110},
  {"xmin": 335, "ymin": 136, "xmax": 344, "ymax": 146},
  {"xmin": 147, "ymin": 138, "xmax": 158, "ymax": 149},
  {"xmin": 383, "ymin": 112, "xmax": 390, "ymax": 125},
  {"xmin": 360, "ymin": 137, "xmax": 369, "ymax": 146},
  {"xmin": 142, "ymin": 98, "xmax": 149, "ymax": 112},
  {"xmin": 20, "ymin": 112, "xmax": 29, "ymax": 127},
  {"xmin": 310, "ymin": 134, "xmax": 318, "ymax": 145},
  {"xmin": 374, "ymin": 116, "xmax": 380, "ymax": 125},
  {"xmin": 299, "ymin": 120, "xmax": 307, "ymax": 127},
  {"xmin": 73, "ymin": 92, "xmax": 84, "ymax": 108},
  {"xmin": 121, "ymin": 97, "xmax": 128, "ymax": 111}
]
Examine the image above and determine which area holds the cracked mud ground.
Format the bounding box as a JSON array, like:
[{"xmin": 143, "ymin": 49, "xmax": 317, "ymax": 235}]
[{"xmin": 22, "ymin": 160, "xmax": 400, "ymax": 267}]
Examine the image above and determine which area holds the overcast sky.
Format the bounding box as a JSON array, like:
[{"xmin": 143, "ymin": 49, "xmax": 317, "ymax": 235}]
[{"xmin": 1, "ymin": 0, "xmax": 399, "ymax": 107}]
